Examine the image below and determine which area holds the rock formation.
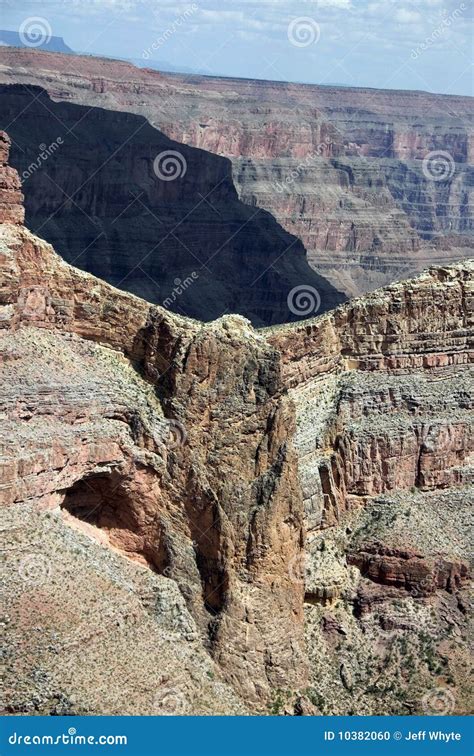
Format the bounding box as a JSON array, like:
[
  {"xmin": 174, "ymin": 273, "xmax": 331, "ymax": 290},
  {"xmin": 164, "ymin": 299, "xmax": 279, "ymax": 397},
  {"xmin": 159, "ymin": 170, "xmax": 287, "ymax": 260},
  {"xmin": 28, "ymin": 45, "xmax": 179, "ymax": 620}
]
[
  {"xmin": 1, "ymin": 130, "xmax": 472, "ymax": 715},
  {"xmin": 0, "ymin": 130, "xmax": 308, "ymax": 713},
  {"xmin": 0, "ymin": 47, "xmax": 472, "ymax": 298},
  {"xmin": 0, "ymin": 83, "xmax": 344, "ymax": 327},
  {"xmin": 0, "ymin": 131, "xmax": 24, "ymax": 225}
]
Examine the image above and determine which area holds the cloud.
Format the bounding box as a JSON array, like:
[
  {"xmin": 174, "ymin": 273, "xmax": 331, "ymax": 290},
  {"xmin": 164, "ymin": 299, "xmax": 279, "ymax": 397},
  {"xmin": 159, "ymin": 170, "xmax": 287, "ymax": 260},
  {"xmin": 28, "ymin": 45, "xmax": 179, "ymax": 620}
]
[
  {"xmin": 395, "ymin": 8, "xmax": 422, "ymax": 23},
  {"xmin": 313, "ymin": 0, "xmax": 352, "ymax": 7}
]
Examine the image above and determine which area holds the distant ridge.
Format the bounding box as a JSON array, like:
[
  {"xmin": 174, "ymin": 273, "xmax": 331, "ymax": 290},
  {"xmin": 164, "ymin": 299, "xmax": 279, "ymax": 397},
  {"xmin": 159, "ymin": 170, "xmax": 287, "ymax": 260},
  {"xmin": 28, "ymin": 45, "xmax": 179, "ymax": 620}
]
[{"xmin": 0, "ymin": 30, "xmax": 74, "ymax": 54}]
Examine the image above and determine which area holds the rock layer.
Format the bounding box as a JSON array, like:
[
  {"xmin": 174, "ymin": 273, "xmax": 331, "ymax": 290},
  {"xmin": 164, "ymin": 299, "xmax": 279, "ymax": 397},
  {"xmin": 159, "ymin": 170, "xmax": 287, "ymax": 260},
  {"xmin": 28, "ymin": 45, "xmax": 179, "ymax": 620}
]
[
  {"xmin": 0, "ymin": 47, "xmax": 472, "ymax": 297},
  {"xmin": 1, "ymin": 130, "xmax": 308, "ymax": 712},
  {"xmin": 0, "ymin": 132, "xmax": 24, "ymax": 225}
]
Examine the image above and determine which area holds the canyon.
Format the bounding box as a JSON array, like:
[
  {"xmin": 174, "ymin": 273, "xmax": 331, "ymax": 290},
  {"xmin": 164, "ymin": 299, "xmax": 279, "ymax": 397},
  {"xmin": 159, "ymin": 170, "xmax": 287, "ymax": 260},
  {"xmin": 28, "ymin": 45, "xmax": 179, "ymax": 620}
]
[
  {"xmin": 0, "ymin": 82, "xmax": 344, "ymax": 327},
  {"xmin": 0, "ymin": 47, "xmax": 472, "ymax": 299},
  {"xmin": 1, "ymin": 130, "xmax": 472, "ymax": 715}
]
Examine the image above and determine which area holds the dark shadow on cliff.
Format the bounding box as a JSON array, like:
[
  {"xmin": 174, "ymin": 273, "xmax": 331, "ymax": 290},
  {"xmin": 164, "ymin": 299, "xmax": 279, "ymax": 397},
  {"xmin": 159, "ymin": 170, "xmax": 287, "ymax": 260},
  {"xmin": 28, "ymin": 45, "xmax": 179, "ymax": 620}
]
[{"xmin": 0, "ymin": 84, "xmax": 345, "ymax": 326}]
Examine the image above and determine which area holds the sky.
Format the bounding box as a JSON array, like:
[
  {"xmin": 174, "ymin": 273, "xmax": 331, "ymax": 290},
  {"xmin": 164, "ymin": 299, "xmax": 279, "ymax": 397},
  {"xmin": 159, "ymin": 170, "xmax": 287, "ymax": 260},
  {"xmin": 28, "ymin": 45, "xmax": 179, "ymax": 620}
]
[{"xmin": 2, "ymin": 0, "xmax": 473, "ymax": 95}]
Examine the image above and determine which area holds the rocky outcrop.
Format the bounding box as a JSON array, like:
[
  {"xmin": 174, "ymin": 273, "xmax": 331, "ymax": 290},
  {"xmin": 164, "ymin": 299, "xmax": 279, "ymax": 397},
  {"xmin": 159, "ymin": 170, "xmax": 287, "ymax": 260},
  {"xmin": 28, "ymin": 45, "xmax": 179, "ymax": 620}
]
[
  {"xmin": 268, "ymin": 283, "xmax": 473, "ymax": 529},
  {"xmin": 0, "ymin": 83, "xmax": 344, "ymax": 327},
  {"xmin": 1, "ymin": 133, "xmax": 472, "ymax": 715},
  {"xmin": 0, "ymin": 47, "xmax": 471, "ymax": 298},
  {"xmin": 348, "ymin": 545, "xmax": 469, "ymax": 596},
  {"xmin": 0, "ymin": 132, "xmax": 24, "ymax": 225}
]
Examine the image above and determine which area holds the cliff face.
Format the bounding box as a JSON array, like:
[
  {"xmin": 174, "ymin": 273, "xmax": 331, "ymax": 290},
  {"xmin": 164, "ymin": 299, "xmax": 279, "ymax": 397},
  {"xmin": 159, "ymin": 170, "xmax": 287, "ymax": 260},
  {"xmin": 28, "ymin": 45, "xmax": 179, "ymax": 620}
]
[
  {"xmin": 266, "ymin": 260, "xmax": 472, "ymax": 714},
  {"xmin": 0, "ymin": 84, "xmax": 344, "ymax": 327},
  {"xmin": 0, "ymin": 131, "xmax": 24, "ymax": 225},
  {"xmin": 1, "ymin": 132, "xmax": 472, "ymax": 715},
  {"xmin": 0, "ymin": 47, "xmax": 472, "ymax": 298},
  {"xmin": 0, "ymin": 129, "xmax": 308, "ymax": 713}
]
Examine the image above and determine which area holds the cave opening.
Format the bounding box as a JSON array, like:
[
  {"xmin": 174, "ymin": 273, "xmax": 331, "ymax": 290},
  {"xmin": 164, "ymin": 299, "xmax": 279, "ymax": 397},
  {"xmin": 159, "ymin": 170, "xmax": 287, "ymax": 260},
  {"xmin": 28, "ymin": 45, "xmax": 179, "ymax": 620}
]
[{"xmin": 60, "ymin": 471, "xmax": 170, "ymax": 574}]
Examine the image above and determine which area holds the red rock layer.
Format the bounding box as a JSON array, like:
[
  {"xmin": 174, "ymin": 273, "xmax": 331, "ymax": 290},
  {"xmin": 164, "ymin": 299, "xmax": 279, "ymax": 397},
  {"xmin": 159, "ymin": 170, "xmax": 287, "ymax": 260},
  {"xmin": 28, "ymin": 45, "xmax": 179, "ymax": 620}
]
[{"xmin": 0, "ymin": 132, "xmax": 24, "ymax": 225}]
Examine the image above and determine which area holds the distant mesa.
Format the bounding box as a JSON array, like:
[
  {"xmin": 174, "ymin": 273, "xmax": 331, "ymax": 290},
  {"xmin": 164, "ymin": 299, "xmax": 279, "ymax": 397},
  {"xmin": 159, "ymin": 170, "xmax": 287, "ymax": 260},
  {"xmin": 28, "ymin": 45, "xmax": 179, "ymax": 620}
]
[
  {"xmin": 0, "ymin": 29, "xmax": 74, "ymax": 55},
  {"xmin": 0, "ymin": 45, "xmax": 470, "ymax": 302}
]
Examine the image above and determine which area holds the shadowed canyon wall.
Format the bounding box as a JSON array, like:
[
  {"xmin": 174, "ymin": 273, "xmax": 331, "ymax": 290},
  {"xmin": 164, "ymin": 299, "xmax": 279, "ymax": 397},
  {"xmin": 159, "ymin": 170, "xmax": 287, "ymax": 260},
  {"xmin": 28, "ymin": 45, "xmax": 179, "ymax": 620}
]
[
  {"xmin": 0, "ymin": 130, "xmax": 308, "ymax": 712},
  {"xmin": 0, "ymin": 83, "xmax": 344, "ymax": 327}
]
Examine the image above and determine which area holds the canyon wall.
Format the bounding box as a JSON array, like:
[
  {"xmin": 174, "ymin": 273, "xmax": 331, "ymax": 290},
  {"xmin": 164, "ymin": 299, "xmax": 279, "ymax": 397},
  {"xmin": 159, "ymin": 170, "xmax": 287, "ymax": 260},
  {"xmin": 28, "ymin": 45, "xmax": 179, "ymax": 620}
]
[
  {"xmin": 267, "ymin": 256, "xmax": 472, "ymax": 714},
  {"xmin": 0, "ymin": 47, "xmax": 472, "ymax": 298},
  {"xmin": 1, "ymin": 130, "xmax": 472, "ymax": 715},
  {"xmin": 0, "ymin": 83, "xmax": 344, "ymax": 327}
]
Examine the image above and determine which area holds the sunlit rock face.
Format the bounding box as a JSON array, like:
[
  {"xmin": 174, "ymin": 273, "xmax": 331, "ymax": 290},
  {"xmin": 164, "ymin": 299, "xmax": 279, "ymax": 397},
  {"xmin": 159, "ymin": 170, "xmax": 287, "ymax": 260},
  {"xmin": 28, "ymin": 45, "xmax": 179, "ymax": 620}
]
[{"xmin": 1, "ymin": 104, "xmax": 473, "ymax": 716}]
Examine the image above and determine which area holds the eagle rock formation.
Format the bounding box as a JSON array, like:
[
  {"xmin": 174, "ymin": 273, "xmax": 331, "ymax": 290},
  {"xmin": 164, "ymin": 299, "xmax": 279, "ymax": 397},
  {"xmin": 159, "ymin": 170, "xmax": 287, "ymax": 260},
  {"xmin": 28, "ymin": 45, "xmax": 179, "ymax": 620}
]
[{"xmin": 1, "ymin": 130, "xmax": 473, "ymax": 716}]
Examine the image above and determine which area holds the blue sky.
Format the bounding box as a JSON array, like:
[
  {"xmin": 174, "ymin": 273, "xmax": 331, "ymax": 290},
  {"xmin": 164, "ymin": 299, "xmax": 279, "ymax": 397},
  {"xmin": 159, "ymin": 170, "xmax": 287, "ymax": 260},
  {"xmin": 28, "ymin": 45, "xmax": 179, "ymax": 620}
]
[{"xmin": 2, "ymin": 0, "xmax": 473, "ymax": 95}]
